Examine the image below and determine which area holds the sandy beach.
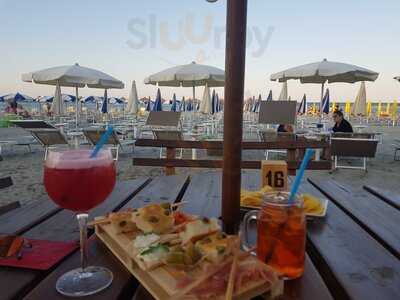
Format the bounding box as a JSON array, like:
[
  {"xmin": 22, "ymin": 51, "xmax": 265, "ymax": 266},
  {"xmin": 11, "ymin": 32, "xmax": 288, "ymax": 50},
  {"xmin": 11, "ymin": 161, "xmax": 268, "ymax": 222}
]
[{"xmin": 1, "ymin": 124, "xmax": 399, "ymax": 208}]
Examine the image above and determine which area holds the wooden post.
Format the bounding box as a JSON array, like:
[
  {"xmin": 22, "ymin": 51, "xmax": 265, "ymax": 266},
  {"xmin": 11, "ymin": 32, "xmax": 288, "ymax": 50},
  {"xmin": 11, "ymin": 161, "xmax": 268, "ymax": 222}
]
[
  {"xmin": 165, "ymin": 147, "xmax": 176, "ymax": 175},
  {"xmin": 287, "ymin": 149, "xmax": 297, "ymax": 176},
  {"xmin": 222, "ymin": 0, "xmax": 248, "ymax": 234}
]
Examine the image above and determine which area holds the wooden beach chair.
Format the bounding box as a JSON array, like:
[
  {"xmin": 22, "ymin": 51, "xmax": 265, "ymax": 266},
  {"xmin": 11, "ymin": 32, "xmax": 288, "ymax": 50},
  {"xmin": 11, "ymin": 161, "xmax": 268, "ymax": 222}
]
[
  {"xmin": 331, "ymin": 134, "xmax": 378, "ymax": 172},
  {"xmin": 30, "ymin": 129, "xmax": 69, "ymax": 160},
  {"xmin": 83, "ymin": 128, "xmax": 135, "ymax": 160}
]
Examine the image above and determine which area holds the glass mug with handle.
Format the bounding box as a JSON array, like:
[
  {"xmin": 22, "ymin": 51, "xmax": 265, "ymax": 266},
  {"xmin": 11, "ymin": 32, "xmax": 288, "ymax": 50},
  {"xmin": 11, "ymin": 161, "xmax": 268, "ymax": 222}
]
[{"xmin": 241, "ymin": 191, "xmax": 306, "ymax": 279}]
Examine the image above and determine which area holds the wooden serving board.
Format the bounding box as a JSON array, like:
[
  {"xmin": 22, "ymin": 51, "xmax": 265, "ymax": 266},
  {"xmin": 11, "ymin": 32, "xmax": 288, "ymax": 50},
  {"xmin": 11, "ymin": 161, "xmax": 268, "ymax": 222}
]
[{"xmin": 95, "ymin": 223, "xmax": 283, "ymax": 300}]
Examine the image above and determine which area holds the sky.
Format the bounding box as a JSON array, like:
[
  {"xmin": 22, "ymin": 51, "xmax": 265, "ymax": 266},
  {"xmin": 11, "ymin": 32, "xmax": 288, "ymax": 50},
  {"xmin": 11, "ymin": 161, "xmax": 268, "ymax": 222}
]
[{"xmin": 1, "ymin": 0, "xmax": 399, "ymax": 102}]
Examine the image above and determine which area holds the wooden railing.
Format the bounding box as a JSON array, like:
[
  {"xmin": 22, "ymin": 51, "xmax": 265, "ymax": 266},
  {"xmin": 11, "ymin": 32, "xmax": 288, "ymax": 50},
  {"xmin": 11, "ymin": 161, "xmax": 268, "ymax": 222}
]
[{"xmin": 133, "ymin": 139, "xmax": 332, "ymax": 175}]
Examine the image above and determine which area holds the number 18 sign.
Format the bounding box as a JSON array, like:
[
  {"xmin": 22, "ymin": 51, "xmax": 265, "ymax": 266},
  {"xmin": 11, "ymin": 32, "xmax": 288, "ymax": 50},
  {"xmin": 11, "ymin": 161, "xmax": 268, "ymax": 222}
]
[{"xmin": 261, "ymin": 160, "xmax": 288, "ymax": 191}]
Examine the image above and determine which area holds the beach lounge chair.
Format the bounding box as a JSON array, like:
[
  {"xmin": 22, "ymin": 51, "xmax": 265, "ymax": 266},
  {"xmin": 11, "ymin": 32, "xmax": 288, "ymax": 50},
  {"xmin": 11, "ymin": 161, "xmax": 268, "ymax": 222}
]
[
  {"xmin": 1, "ymin": 120, "xmax": 53, "ymax": 155},
  {"xmin": 392, "ymin": 139, "xmax": 400, "ymax": 161},
  {"xmin": 331, "ymin": 134, "xmax": 378, "ymax": 172},
  {"xmin": 144, "ymin": 112, "xmax": 183, "ymax": 158},
  {"xmin": 152, "ymin": 130, "xmax": 184, "ymax": 159},
  {"xmin": 258, "ymin": 130, "xmax": 295, "ymax": 160},
  {"xmin": 83, "ymin": 128, "xmax": 135, "ymax": 160},
  {"xmin": 30, "ymin": 129, "xmax": 69, "ymax": 160},
  {"xmin": 9, "ymin": 119, "xmax": 56, "ymax": 130}
]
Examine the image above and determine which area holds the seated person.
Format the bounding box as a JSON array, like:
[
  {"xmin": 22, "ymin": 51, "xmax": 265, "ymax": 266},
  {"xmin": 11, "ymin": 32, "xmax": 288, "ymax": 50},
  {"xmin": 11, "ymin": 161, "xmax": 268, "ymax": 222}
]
[
  {"xmin": 16, "ymin": 104, "xmax": 31, "ymax": 118},
  {"xmin": 277, "ymin": 124, "xmax": 294, "ymax": 133},
  {"xmin": 332, "ymin": 110, "xmax": 353, "ymax": 133},
  {"xmin": 4, "ymin": 102, "xmax": 18, "ymax": 114}
]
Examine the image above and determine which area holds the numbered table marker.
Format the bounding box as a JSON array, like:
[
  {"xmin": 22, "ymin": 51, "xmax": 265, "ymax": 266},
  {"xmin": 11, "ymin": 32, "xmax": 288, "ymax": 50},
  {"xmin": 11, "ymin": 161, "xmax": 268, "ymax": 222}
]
[{"xmin": 261, "ymin": 160, "xmax": 288, "ymax": 191}]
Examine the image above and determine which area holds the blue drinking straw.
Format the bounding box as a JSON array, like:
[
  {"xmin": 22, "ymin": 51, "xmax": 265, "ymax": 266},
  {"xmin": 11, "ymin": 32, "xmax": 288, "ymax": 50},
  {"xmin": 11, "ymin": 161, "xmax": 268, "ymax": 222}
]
[
  {"xmin": 90, "ymin": 126, "xmax": 114, "ymax": 158},
  {"xmin": 288, "ymin": 148, "xmax": 315, "ymax": 204}
]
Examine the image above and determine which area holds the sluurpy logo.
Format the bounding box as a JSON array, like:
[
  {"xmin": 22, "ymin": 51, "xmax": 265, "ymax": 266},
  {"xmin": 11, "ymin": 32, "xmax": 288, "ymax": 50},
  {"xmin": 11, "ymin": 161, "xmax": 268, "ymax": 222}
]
[{"xmin": 126, "ymin": 13, "xmax": 274, "ymax": 64}]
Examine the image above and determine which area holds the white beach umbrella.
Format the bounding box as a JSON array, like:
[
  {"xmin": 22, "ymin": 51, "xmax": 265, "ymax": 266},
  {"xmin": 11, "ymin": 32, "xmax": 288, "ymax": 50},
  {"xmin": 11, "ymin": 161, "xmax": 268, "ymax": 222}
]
[
  {"xmin": 351, "ymin": 81, "xmax": 367, "ymax": 116},
  {"xmin": 200, "ymin": 84, "xmax": 212, "ymax": 114},
  {"xmin": 278, "ymin": 81, "xmax": 288, "ymax": 100},
  {"xmin": 271, "ymin": 58, "xmax": 378, "ymax": 116},
  {"xmin": 51, "ymin": 83, "xmax": 64, "ymax": 115},
  {"xmin": 22, "ymin": 63, "xmax": 124, "ymax": 126},
  {"xmin": 144, "ymin": 61, "xmax": 224, "ymax": 110},
  {"xmin": 127, "ymin": 80, "xmax": 139, "ymax": 114}
]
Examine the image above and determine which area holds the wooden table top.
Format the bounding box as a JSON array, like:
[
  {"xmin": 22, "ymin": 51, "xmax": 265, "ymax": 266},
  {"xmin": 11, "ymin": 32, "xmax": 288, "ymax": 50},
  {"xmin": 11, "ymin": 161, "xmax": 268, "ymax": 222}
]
[{"xmin": 0, "ymin": 171, "xmax": 399, "ymax": 300}]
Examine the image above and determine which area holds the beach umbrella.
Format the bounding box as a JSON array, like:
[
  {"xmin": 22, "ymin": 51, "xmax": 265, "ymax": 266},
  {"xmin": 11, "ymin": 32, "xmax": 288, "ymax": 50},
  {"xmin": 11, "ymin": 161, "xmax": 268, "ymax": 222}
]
[
  {"xmin": 180, "ymin": 97, "xmax": 186, "ymax": 112},
  {"xmin": 22, "ymin": 63, "xmax": 124, "ymax": 127},
  {"xmin": 256, "ymin": 94, "xmax": 262, "ymax": 113},
  {"xmin": 211, "ymin": 90, "xmax": 216, "ymax": 114},
  {"xmin": 271, "ymin": 59, "xmax": 379, "ymax": 118},
  {"xmin": 186, "ymin": 100, "xmax": 193, "ymax": 111},
  {"xmin": 1, "ymin": 92, "xmax": 34, "ymax": 102},
  {"xmin": 81, "ymin": 96, "xmax": 101, "ymax": 103},
  {"xmin": 171, "ymin": 93, "xmax": 178, "ymax": 112},
  {"xmin": 51, "ymin": 83, "xmax": 64, "ymax": 115},
  {"xmin": 109, "ymin": 97, "xmax": 123, "ymax": 104},
  {"xmin": 351, "ymin": 82, "xmax": 367, "ymax": 116},
  {"xmin": 312, "ymin": 103, "xmax": 317, "ymax": 115},
  {"xmin": 62, "ymin": 94, "xmax": 76, "ymax": 102},
  {"xmin": 127, "ymin": 81, "xmax": 139, "ymax": 114},
  {"xmin": 385, "ymin": 102, "xmax": 391, "ymax": 115},
  {"xmin": 321, "ymin": 88, "xmax": 330, "ymax": 114},
  {"xmin": 345, "ymin": 101, "xmax": 351, "ymax": 115},
  {"xmin": 331, "ymin": 101, "xmax": 336, "ymax": 113},
  {"xmin": 152, "ymin": 89, "xmax": 162, "ymax": 111},
  {"xmin": 101, "ymin": 89, "xmax": 108, "ymax": 114},
  {"xmin": 38, "ymin": 95, "xmax": 54, "ymax": 103},
  {"xmin": 200, "ymin": 84, "xmax": 212, "ymax": 114},
  {"xmin": 145, "ymin": 99, "xmax": 152, "ymax": 111},
  {"xmin": 392, "ymin": 99, "xmax": 398, "ymax": 121},
  {"xmin": 267, "ymin": 90, "xmax": 273, "ymax": 101},
  {"xmin": 367, "ymin": 101, "xmax": 372, "ymax": 117},
  {"xmin": 144, "ymin": 61, "xmax": 224, "ymax": 111},
  {"xmin": 251, "ymin": 96, "xmax": 258, "ymax": 112},
  {"xmin": 298, "ymin": 94, "xmax": 307, "ymax": 114},
  {"xmin": 377, "ymin": 101, "xmax": 382, "ymax": 118},
  {"xmin": 37, "ymin": 94, "xmax": 75, "ymax": 103},
  {"xmin": 215, "ymin": 93, "xmax": 220, "ymax": 112},
  {"xmin": 278, "ymin": 81, "xmax": 288, "ymax": 100}
]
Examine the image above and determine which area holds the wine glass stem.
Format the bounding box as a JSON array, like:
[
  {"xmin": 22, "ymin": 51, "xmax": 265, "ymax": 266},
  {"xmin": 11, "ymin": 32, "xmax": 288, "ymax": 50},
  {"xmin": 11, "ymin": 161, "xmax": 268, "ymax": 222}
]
[{"xmin": 77, "ymin": 213, "xmax": 89, "ymax": 272}]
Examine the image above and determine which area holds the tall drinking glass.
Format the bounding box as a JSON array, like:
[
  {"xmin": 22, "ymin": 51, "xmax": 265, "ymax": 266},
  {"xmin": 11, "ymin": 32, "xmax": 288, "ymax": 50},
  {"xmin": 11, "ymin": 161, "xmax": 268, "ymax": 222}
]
[
  {"xmin": 44, "ymin": 148, "xmax": 116, "ymax": 296},
  {"xmin": 241, "ymin": 192, "xmax": 306, "ymax": 279}
]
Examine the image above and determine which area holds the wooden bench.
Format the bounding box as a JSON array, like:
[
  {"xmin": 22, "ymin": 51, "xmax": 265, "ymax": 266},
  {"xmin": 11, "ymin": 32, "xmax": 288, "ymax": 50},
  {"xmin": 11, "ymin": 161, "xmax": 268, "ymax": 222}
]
[
  {"xmin": 331, "ymin": 134, "xmax": 379, "ymax": 172},
  {"xmin": 133, "ymin": 139, "xmax": 332, "ymax": 176}
]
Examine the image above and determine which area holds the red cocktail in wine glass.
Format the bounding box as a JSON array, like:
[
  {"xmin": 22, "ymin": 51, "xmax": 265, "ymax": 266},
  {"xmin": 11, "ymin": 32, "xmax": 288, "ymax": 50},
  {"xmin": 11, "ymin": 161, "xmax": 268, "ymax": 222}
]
[{"xmin": 44, "ymin": 147, "xmax": 116, "ymax": 297}]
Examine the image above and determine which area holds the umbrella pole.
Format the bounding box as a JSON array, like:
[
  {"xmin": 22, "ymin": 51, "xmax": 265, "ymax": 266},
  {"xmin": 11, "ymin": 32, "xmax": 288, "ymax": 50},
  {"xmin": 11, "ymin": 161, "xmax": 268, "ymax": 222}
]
[
  {"xmin": 192, "ymin": 85, "xmax": 196, "ymax": 112},
  {"xmin": 319, "ymin": 82, "xmax": 325, "ymax": 122},
  {"xmin": 222, "ymin": 0, "xmax": 248, "ymax": 234},
  {"xmin": 75, "ymin": 86, "xmax": 79, "ymax": 128}
]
